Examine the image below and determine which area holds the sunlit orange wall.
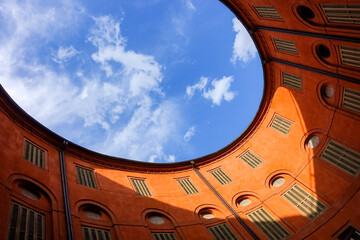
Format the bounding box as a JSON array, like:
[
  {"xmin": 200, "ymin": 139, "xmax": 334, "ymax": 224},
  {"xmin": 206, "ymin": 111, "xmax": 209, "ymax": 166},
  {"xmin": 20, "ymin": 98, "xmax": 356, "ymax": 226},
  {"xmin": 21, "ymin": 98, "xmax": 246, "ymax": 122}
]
[{"xmin": 0, "ymin": 0, "xmax": 359, "ymax": 239}]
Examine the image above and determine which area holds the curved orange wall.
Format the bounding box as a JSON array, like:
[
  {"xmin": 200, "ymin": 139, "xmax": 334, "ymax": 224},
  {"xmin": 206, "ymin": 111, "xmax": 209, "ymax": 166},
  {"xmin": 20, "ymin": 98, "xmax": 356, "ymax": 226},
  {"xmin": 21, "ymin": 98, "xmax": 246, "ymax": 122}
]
[{"xmin": 0, "ymin": 0, "xmax": 359, "ymax": 239}]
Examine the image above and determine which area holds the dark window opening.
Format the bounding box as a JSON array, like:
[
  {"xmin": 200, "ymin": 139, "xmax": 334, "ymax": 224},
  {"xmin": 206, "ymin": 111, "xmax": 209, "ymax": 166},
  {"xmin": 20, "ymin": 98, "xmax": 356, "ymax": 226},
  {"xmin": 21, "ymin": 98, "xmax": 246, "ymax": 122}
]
[
  {"xmin": 338, "ymin": 226, "xmax": 360, "ymax": 240},
  {"xmin": 298, "ymin": 6, "xmax": 315, "ymax": 20}
]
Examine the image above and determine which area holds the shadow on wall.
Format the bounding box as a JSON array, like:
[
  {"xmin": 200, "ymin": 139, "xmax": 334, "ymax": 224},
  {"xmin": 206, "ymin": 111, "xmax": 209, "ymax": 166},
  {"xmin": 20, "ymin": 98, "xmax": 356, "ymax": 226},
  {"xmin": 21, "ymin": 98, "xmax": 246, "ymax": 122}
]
[
  {"xmin": 269, "ymin": 59, "xmax": 360, "ymax": 239},
  {"xmin": 68, "ymin": 166, "xmax": 351, "ymax": 240}
]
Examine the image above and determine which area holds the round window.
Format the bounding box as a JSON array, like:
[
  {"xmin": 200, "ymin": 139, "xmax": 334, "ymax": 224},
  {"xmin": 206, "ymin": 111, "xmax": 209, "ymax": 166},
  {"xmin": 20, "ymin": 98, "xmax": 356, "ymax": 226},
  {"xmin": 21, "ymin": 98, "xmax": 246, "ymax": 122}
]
[
  {"xmin": 317, "ymin": 45, "xmax": 331, "ymax": 59},
  {"xmin": 201, "ymin": 213, "xmax": 215, "ymax": 219},
  {"xmin": 20, "ymin": 186, "xmax": 40, "ymax": 200},
  {"xmin": 298, "ymin": 6, "xmax": 315, "ymax": 20},
  {"xmin": 84, "ymin": 209, "xmax": 102, "ymax": 219},
  {"xmin": 322, "ymin": 85, "xmax": 334, "ymax": 99},
  {"xmin": 148, "ymin": 215, "xmax": 165, "ymax": 225},
  {"xmin": 272, "ymin": 177, "xmax": 285, "ymax": 187},
  {"xmin": 307, "ymin": 135, "xmax": 320, "ymax": 149},
  {"xmin": 238, "ymin": 198, "xmax": 252, "ymax": 207}
]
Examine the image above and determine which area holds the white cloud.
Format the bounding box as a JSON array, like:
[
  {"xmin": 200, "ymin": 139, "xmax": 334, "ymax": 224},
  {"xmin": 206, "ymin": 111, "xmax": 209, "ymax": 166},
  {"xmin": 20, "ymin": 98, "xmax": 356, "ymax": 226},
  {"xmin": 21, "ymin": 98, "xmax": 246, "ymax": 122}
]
[
  {"xmin": 105, "ymin": 98, "xmax": 180, "ymax": 162},
  {"xmin": 88, "ymin": 16, "xmax": 163, "ymax": 96},
  {"xmin": 186, "ymin": 76, "xmax": 207, "ymax": 98},
  {"xmin": 184, "ymin": 126, "xmax": 195, "ymax": 142},
  {"xmin": 230, "ymin": 18, "xmax": 257, "ymax": 64},
  {"xmin": 0, "ymin": 0, "xmax": 85, "ymax": 126},
  {"xmin": 203, "ymin": 76, "xmax": 236, "ymax": 106},
  {"xmin": 0, "ymin": 1, "xmax": 181, "ymax": 163},
  {"xmin": 172, "ymin": 16, "xmax": 187, "ymax": 36},
  {"xmin": 85, "ymin": 16, "xmax": 178, "ymax": 162},
  {"xmin": 149, "ymin": 153, "xmax": 175, "ymax": 163},
  {"xmin": 86, "ymin": 17, "xmax": 177, "ymax": 162},
  {"xmin": 186, "ymin": 76, "xmax": 236, "ymax": 106},
  {"xmin": 52, "ymin": 46, "xmax": 79, "ymax": 63},
  {"xmin": 167, "ymin": 155, "xmax": 176, "ymax": 163},
  {"xmin": 170, "ymin": 0, "xmax": 195, "ymax": 38},
  {"xmin": 182, "ymin": 0, "xmax": 195, "ymax": 11}
]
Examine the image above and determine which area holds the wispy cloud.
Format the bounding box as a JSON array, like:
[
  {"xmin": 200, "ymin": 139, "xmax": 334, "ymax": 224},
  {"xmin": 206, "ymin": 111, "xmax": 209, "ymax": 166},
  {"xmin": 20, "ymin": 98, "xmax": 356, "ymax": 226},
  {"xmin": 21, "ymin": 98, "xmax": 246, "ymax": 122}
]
[
  {"xmin": 184, "ymin": 126, "xmax": 195, "ymax": 142},
  {"xmin": 89, "ymin": 16, "xmax": 163, "ymax": 96},
  {"xmin": 0, "ymin": 1, "xmax": 181, "ymax": 163},
  {"xmin": 168, "ymin": 0, "xmax": 196, "ymax": 43},
  {"xmin": 52, "ymin": 46, "xmax": 79, "ymax": 64},
  {"xmin": 104, "ymin": 98, "xmax": 180, "ymax": 162},
  {"xmin": 230, "ymin": 18, "xmax": 257, "ymax": 64},
  {"xmin": 0, "ymin": 0, "xmax": 85, "ymax": 126},
  {"xmin": 186, "ymin": 76, "xmax": 236, "ymax": 106},
  {"xmin": 182, "ymin": 0, "xmax": 195, "ymax": 11},
  {"xmin": 186, "ymin": 76, "xmax": 208, "ymax": 98},
  {"xmin": 87, "ymin": 16, "xmax": 178, "ymax": 162}
]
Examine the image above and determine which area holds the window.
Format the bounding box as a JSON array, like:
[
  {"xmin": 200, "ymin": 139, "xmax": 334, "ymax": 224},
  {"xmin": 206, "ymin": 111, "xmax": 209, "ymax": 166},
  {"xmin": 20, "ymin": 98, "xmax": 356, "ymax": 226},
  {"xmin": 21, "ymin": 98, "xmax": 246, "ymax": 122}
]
[
  {"xmin": 76, "ymin": 166, "xmax": 97, "ymax": 188},
  {"xmin": 19, "ymin": 186, "xmax": 40, "ymax": 201},
  {"xmin": 337, "ymin": 226, "xmax": 360, "ymax": 240},
  {"xmin": 177, "ymin": 178, "xmax": 198, "ymax": 195},
  {"xmin": 317, "ymin": 44, "xmax": 331, "ymax": 59},
  {"xmin": 24, "ymin": 140, "xmax": 45, "ymax": 168},
  {"xmin": 210, "ymin": 169, "xmax": 232, "ymax": 185},
  {"xmin": 238, "ymin": 150, "xmax": 263, "ymax": 169},
  {"xmin": 270, "ymin": 115, "xmax": 292, "ymax": 135},
  {"xmin": 152, "ymin": 232, "xmax": 177, "ymax": 240},
  {"xmin": 131, "ymin": 179, "xmax": 152, "ymax": 196},
  {"xmin": 342, "ymin": 88, "xmax": 360, "ymax": 113},
  {"xmin": 82, "ymin": 226, "xmax": 112, "ymax": 240},
  {"xmin": 282, "ymin": 184, "xmax": 327, "ymax": 220},
  {"xmin": 282, "ymin": 72, "xmax": 302, "ymax": 91},
  {"xmin": 253, "ymin": 6, "xmax": 281, "ymax": 19},
  {"xmin": 320, "ymin": 140, "xmax": 360, "ymax": 176},
  {"xmin": 247, "ymin": 207, "xmax": 290, "ymax": 240},
  {"xmin": 7, "ymin": 202, "xmax": 45, "ymax": 240},
  {"xmin": 339, "ymin": 46, "xmax": 360, "ymax": 68},
  {"xmin": 274, "ymin": 39, "xmax": 298, "ymax": 55},
  {"xmin": 321, "ymin": 5, "xmax": 360, "ymax": 25},
  {"xmin": 207, "ymin": 223, "xmax": 239, "ymax": 240},
  {"xmin": 83, "ymin": 209, "xmax": 101, "ymax": 220}
]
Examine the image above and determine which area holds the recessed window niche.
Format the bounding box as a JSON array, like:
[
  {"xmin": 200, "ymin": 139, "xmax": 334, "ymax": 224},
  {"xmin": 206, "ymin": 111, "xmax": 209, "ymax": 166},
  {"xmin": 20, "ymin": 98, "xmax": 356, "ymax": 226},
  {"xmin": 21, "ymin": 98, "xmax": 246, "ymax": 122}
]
[
  {"xmin": 322, "ymin": 85, "xmax": 334, "ymax": 99},
  {"xmin": 19, "ymin": 185, "xmax": 40, "ymax": 200},
  {"xmin": 79, "ymin": 204, "xmax": 113, "ymax": 222},
  {"xmin": 318, "ymin": 82, "xmax": 337, "ymax": 108},
  {"xmin": 200, "ymin": 209, "xmax": 215, "ymax": 220},
  {"xmin": 302, "ymin": 131, "xmax": 326, "ymax": 154},
  {"xmin": 234, "ymin": 194, "xmax": 260, "ymax": 209},
  {"xmin": 297, "ymin": 6, "xmax": 315, "ymax": 20},
  {"xmin": 198, "ymin": 208, "xmax": 224, "ymax": 221},
  {"xmin": 267, "ymin": 172, "xmax": 294, "ymax": 190},
  {"xmin": 238, "ymin": 198, "xmax": 252, "ymax": 207},
  {"xmin": 317, "ymin": 44, "xmax": 331, "ymax": 59},
  {"xmin": 272, "ymin": 177, "xmax": 285, "ymax": 187},
  {"xmin": 307, "ymin": 135, "xmax": 320, "ymax": 149},
  {"xmin": 148, "ymin": 215, "xmax": 165, "ymax": 225},
  {"xmin": 83, "ymin": 208, "xmax": 102, "ymax": 220},
  {"xmin": 202, "ymin": 212, "xmax": 215, "ymax": 219}
]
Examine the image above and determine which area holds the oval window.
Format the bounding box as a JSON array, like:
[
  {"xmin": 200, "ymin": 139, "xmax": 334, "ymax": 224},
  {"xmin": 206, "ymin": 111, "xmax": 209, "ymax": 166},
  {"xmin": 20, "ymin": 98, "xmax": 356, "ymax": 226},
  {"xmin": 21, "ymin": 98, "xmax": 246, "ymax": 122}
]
[
  {"xmin": 20, "ymin": 186, "xmax": 40, "ymax": 201},
  {"xmin": 148, "ymin": 215, "xmax": 165, "ymax": 225},
  {"xmin": 238, "ymin": 198, "xmax": 252, "ymax": 207},
  {"xmin": 83, "ymin": 209, "xmax": 102, "ymax": 220},
  {"xmin": 272, "ymin": 177, "xmax": 285, "ymax": 187}
]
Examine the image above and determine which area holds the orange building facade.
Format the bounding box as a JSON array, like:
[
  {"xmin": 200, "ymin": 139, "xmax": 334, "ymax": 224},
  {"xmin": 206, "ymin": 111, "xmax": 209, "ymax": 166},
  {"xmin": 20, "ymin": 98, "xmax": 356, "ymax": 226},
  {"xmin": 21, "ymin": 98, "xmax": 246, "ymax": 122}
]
[{"xmin": 1, "ymin": 0, "xmax": 360, "ymax": 239}]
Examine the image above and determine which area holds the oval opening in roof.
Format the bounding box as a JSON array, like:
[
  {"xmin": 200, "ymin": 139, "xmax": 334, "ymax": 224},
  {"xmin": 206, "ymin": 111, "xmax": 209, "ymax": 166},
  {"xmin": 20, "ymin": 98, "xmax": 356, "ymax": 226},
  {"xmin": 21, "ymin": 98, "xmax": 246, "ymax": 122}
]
[{"xmin": 0, "ymin": 0, "xmax": 263, "ymax": 163}]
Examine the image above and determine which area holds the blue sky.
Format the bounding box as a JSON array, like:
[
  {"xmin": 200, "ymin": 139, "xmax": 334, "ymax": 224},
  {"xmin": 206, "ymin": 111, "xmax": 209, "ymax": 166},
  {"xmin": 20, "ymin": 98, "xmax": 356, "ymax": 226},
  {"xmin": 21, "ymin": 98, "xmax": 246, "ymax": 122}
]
[{"xmin": 0, "ymin": 0, "xmax": 263, "ymax": 163}]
